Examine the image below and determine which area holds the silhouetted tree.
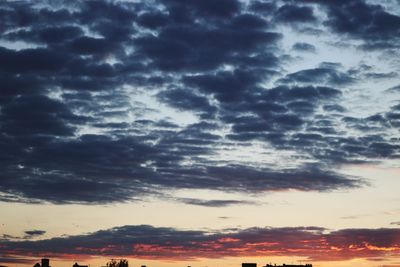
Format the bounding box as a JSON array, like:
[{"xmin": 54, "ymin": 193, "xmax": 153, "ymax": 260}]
[{"xmin": 106, "ymin": 259, "xmax": 128, "ymax": 267}]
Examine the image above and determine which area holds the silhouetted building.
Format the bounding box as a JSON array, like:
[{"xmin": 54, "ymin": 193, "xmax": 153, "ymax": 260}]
[
  {"xmin": 242, "ymin": 263, "xmax": 257, "ymax": 267},
  {"xmin": 73, "ymin": 263, "xmax": 88, "ymax": 267},
  {"xmin": 33, "ymin": 258, "xmax": 50, "ymax": 267},
  {"xmin": 42, "ymin": 259, "xmax": 50, "ymax": 267}
]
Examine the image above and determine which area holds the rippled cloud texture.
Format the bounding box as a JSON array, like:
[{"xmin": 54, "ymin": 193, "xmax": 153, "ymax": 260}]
[
  {"xmin": 1, "ymin": 0, "xmax": 398, "ymax": 204},
  {"xmin": 0, "ymin": 0, "xmax": 399, "ymax": 264}
]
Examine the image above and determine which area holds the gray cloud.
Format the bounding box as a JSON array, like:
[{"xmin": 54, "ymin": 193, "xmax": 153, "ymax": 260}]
[
  {"xmin": 24, "ymin": 230, "xmax": 46, "ymax": 238},
  {"xmin": 0, "ymin": 0, "xmax": 398, "ymax": 204},
  {"xmin": 176, "ymin": 198, "xmax": 258, "ymax": 207}
]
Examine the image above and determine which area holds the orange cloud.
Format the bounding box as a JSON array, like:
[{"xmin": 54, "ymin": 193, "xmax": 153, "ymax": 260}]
[{"xmin": 0, "ymin": 225, "xmax": 399, "ymax": 263}]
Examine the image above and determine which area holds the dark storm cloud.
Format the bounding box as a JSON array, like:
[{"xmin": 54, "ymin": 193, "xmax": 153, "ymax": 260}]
[
  {"xmin": 1, "ymin": 225, "xmax": 399, "ymax": 261},
  {"xmin": 0, "ymin": 0, "xmax": 398, "ymax": 204}
]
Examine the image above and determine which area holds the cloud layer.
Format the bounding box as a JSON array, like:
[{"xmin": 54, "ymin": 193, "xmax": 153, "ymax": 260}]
[
  {"xmin": 1, "ymin": 225, "xmax": 399, "ymax": 262},
  {"xmin": 0, "ymin": 0, "xmax": 399, "ymax": 204}
]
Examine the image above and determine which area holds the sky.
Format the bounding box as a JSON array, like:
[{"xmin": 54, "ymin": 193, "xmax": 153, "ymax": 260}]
[{"xmin": 0, "ymin": 0, "xmax": 400, "ymax": 267}]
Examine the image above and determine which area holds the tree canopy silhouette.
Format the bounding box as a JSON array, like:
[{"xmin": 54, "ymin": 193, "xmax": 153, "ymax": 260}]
[{"xmin": 106, "ymin": 259, "xmax": 128, "ymax": 267}]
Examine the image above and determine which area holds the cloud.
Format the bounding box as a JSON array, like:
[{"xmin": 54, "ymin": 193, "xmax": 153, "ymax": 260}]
[
  {"xmin": 176, "ymin": 198, "xmax": 257, "ymax": 207},
  {"xmin": 303, "ymin": 0, "xmax": 400, "ymax": 49},
  {"xmin": 162, "ymin": 0, "xmax": 241, "ymax": 19},
  {"xmin": 340, "ymin": 215, "xmax": 365, "ymax": 220},
  {"xmin": 274, "ymin": 4, "xmax": 317, "ymax": 24},
  {"xmin": 1, "ymin": 230, "xmax": 46, "ymax": 241},
  {"xmin": 1, "ymin": 225, "xmax": 399, "ymax": 262},
  {"xmin": 0, "ymin": 47, "xmax": 71, "ymax": 73},
  {"xmin": 0, "ymin": 257, "xmax": 34, "ymax": 265},
  {"xmin": 24, "ymin": 230, "xmax": 46, "ymax": 238},
  {"xmin": 278, "ymin": 68, "xmax": 355, "ymax": 86},
  {"xmin": 0, "ymin": 0, "xmax": 398, "ymax": 205},
  {"xmin": 0, "ymin": 151, "xmax": 363, "ymax": 203},
  {"xmin": 387, "ymin": 85, "xmax": 400, "ymax": 92},
  {"xmin": 292, "ymin": 42, "xmax": 317, "ymax": 53}
]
